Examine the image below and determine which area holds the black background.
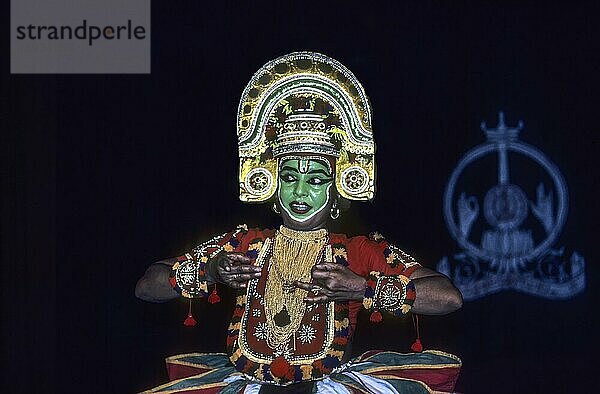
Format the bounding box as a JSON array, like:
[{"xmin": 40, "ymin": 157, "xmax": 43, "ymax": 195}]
[{"xmin": 3, "ymin": 2, "xmax": 599, "ymax": 393}]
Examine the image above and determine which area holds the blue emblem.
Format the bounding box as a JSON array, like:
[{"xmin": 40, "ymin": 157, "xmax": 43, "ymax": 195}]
[{"xmin": 437, "ymin": 112, "xmax": 585, "ymax": 300}]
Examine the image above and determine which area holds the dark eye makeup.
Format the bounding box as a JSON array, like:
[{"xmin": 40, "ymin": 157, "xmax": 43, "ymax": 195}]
[
  {"xmin": 280, "ymin": 172, "xmax": 332, "ymax": 185},
  {"xmin": 307, "ymin": 177, "xmax": 332, "ymax": 185},
  {"xmin": 280, "ymin": 172, "xmax": 296, "ymax": 182}
]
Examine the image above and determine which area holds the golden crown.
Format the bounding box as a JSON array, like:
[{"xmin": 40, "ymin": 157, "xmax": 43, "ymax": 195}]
[{"xmin": 237, "ymin": 52, "xmax": 375, "ymax": 202}]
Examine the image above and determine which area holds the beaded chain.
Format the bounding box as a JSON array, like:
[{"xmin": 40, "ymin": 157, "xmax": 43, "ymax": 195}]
[{"xmin": 263, "ymin": 226, "xmax": 328, "ymax": 350}]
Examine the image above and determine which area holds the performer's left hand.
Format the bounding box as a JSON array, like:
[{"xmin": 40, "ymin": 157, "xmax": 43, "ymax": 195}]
[{"xmin": 294, "ymin": 262, "xmax": 366, "ymax": 303}]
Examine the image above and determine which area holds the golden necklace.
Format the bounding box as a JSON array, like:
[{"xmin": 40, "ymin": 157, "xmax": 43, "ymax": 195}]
[{"xmin": 263, "ymin": 226, "xmax": 328, "ymax": 351}]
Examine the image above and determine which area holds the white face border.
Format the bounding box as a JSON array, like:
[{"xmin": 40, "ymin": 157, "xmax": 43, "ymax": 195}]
[
  {"xmin": 277, "ymin": 156, "xmax": 333, "ymax": 224},
  {"xmin": 278, "ymin": 183, "xmax": 332, "ymax": 223}
]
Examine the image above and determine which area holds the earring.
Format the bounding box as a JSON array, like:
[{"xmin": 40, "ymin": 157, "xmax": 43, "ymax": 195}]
[
  {"xmin": 330, "ymin": 201, "xmax": 340, "ymax": 220},
  {"xmin": 272, "ymin": 202, "xmax": 281, "ymax": 214}
]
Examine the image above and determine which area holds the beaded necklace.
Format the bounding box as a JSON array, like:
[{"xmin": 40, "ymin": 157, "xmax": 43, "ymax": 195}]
[{"xmin": 264, "ymin": 226, "xmax": 328, "ymax": 350}]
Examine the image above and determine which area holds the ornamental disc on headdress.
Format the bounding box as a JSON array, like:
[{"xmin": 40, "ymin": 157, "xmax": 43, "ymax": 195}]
[{"xmin": 237, "ymin": 52, "xmax": 376, "ymax": 202}]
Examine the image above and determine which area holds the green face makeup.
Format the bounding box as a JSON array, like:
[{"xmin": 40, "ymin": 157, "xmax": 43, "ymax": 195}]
[{"xmin": 277, "ymin": 158, "xmax": 333, "ymax": 223}]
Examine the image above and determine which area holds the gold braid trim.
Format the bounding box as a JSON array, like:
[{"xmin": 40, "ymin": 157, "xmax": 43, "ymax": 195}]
[{"xmin": 264, "ymin": 226, "xmax": 328, "ymax": 351}]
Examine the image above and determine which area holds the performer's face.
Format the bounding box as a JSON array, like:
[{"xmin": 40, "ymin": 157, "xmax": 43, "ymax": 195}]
[{"xmin": 277, "ymin": 157, "xmax": 335, "ymax": 230}]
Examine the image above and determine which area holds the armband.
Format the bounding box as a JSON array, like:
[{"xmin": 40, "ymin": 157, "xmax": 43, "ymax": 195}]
[
  {"xmin": 169, "ymin": 254, "xmax": 209, "ymax": 298},
  {"xmin": 363, "ymin": 271, "xmax": 416, "ymax": 322}
]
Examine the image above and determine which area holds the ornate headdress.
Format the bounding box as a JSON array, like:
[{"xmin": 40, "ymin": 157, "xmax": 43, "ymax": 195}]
[{"xmin": 237, "ymin": 52, "xmax": 376, "ymax": 202}]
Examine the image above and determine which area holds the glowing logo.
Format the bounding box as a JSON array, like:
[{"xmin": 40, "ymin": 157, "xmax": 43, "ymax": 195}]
[{"xmin": 437, "ymin": 112, "xmax": 585, "ymax": 300}]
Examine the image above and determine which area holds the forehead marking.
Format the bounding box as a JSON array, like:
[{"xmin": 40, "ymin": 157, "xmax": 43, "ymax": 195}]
[
  {"xmin": 279, "ymin": 155, "xmax": 332, "ymax": 174},
  {"xmin": 299, "ymin": 159, "xmax": 309, "ymax": 174}
]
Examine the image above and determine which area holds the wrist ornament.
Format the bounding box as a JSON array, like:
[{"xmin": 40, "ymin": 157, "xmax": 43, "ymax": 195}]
[
  {"xmin": 169, "ymin": 253, "xmax": 209, "ymax": 298},
  {"xmin": 362, "ymin": 271, "xmax": 416, "ymax": 322}
]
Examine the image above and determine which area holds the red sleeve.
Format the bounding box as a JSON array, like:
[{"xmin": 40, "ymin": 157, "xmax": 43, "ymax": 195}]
[
  {"xmin": 346, "ymin": 233, "xmax": 421, "ymax": 319},
  {"xmin": 346, "ymin": 235, "xmax": 421, "ymax": 278}
]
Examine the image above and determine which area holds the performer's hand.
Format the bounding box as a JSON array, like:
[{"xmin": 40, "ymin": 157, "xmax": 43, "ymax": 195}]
[
  {"xmin": 215, "ymin": 253, "xmax": 261, "ymax": 289},
  {"xmin": 295, "ymin": 262, "xmax": 366, "ymax": 303}
]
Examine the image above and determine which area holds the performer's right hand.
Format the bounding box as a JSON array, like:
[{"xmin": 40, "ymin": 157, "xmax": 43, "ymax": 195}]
[{"xmin": 215, "ymin": 253, "xmax": 261, "ymax": 289}]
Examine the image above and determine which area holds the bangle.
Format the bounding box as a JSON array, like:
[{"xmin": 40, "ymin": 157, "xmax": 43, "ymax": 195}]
[
  {"xmin": 363, "ymin": 271, "xmax": 416, "ymax": 320},
  {"xmin": 169, "ymin": 253, "xmax": 209, "ymax": 298}
]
